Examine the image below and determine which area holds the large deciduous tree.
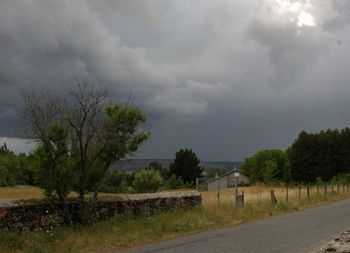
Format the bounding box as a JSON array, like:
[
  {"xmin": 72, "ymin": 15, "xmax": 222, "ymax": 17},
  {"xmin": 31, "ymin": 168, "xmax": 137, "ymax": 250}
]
[
  {"xmin": 241, "ymin": 149, "xmax": 290, "ymax": 185},
  {"xmin": 22, "ymin": 78, "xmax": 149, "ymax": 223}
]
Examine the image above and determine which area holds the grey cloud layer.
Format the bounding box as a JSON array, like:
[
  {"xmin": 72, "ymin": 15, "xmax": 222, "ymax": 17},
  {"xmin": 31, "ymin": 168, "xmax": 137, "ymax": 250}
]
[{"xmin": 1, "ymin": 0, "xmax": 350, "ymax": 159}]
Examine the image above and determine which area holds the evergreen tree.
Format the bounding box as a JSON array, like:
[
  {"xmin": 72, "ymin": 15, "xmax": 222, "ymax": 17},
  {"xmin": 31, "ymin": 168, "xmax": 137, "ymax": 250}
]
[
  {"xmin": 288, "ymin": 128, "xmax": 350, "ymax": 183},
  {"xmin": 169, "ymin": 149, "xmax": 204, "ymax": 185}
]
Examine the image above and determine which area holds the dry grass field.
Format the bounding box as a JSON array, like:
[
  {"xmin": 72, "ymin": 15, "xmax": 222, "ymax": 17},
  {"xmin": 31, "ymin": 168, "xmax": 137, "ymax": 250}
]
[
  {"xmin": 0, "ymin": 184, "xmax": 349, "ymax": 253},
  {"xmin": 0, "ymin": 186, "xmax": 119, "ymax": 200},
  {"xmin": 0, "ymin": 185, "xmax": 45, "ymax": 199},
  {"xmin": 202, "ymin": 184, "xmax": 342, "ymax": 208}
]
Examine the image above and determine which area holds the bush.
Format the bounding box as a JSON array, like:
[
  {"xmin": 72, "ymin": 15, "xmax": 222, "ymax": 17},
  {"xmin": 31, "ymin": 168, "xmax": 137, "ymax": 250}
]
[
  {"xmin": 133, "ymin": 169, "xmax": 163, "ymax": 193},
  {"xmin": 165, "ymin": 174, "xmax": 184, "ymax": 189}
]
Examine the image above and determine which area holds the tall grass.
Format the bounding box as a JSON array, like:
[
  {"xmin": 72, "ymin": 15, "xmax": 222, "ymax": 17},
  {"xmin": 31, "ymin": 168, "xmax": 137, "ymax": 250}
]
[
  {"xmin": 203, "ymin": 184, "xmax": 345, "ymax": 209},
  {"xmin": 0, "ymin": 184, "xmax": 349, "ymax": 253}
]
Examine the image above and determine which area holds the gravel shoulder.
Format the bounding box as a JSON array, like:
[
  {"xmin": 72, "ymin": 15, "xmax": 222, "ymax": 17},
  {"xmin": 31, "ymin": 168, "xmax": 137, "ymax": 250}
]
[{"xmin": 314, "ymin": 230, "xmax": 350, "ymax": 253}]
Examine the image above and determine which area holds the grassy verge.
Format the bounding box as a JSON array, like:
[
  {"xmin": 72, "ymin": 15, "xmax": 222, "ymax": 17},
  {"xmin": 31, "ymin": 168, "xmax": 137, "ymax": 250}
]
[{"xmin": 1, "ymin": 186, "xmax": 350, "ymax": 253}]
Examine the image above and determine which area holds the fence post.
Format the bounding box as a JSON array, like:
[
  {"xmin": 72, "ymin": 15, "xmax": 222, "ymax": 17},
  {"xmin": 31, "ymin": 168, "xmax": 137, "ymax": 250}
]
[
  {"xmin": 271, "ymin": 190, "xmax": 277, "ymax": 206},
  {"xmin": 298, "ymin": 185, "xmax": 301, "ymax": 200},
  {"xmin": 307, "ymin": 185, "xmax": 310, "ymax": 199},
  {"xmin": 217, "ymin": 176, "xmax": 220, "ymax": 208},
  {"xmin": 317, "ymin": 185, "xmax": 320, "ymax": 196},
  {"xmin": 235, "ymin": 191, "xmax": 244, "ymax": 206},
  {"xmin": 325, "ymin": 184, "xmax": 327, "ymax": 195}
]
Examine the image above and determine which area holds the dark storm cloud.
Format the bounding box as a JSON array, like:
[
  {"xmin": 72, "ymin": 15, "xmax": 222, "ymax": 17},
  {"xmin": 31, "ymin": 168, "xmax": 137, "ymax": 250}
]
[{"xmin": 1, "ymin": 0, "xmax": 350, "ymax": 160}]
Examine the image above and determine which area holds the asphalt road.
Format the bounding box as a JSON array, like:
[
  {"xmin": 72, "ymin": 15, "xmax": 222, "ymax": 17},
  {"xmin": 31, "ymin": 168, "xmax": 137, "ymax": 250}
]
[{"xmin": 120, "ymin": 198, "xmax": 350, "ymax": 253}]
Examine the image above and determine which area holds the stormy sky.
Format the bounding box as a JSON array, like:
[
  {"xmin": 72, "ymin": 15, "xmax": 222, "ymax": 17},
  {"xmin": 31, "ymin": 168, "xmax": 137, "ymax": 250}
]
[{"xmin": 1, "ymin": 0, "xmax": 350, "ymax": 161}]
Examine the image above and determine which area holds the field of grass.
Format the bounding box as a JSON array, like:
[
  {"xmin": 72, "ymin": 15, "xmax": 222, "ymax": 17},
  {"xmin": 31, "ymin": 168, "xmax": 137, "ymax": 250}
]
[
  {"xmin": 0, "ymin": 184, "xmax": 349, "ymax": 253},
  {"xmin": 0, "ymin": 185, "xmax": 46, "ymax": 199},
  {"xmin": 0, "ymin": 185, "xmax": 120, "ymax": 200}
]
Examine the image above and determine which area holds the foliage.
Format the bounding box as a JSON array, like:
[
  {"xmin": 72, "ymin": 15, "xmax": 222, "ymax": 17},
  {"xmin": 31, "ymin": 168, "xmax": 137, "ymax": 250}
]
[
  {"xmin": 261, "ymin": 160, "xmax": 279, "ymax": 185},
  {"xmin": 0, "ymin": 143, "xmax": 36, "ymax": 187},
  {"xmin": 315, "ymin": 177, "xmax": 323, "ymax": 185},
  {"xmin": 287, "ymin": 128, "xmax": 350, "ymax": 183},
  {"xmin": 87, "ymin": 102, "xmax": 149, "ymax": 199},
  {"xmin": 33, "ymin": 124, "xmax": 76, "ymax": 198},
  {"xmin": 164, "ymin": 174, "xmax": 185, "ymax": 189},
  {"xmin": 169, "ymin": 149, "xmax": 204, "ymax": 185},
  {"xmin": 22, "ymin": 80, "xmax": 149, "ymax": 223},
  {"xmin": 99, "ymin": 170, "xmax": 135, "ymax": 193},
  {"xmin": 241, "ymin": 149, "xmax": 290, "ymax": 184},
  {"xmin": 133, "ymin": 169, "xmax": 163, "ymax": 193},
  {"xmin": 147, "ymin": 161, "xmax": 169, "ymax": 179}
]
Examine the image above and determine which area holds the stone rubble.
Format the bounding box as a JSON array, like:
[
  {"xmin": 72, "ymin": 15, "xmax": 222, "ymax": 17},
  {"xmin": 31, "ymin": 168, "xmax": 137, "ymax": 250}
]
[{"xmin": 318, "ymin": 230, "xmax": 350, "ymax": 253}]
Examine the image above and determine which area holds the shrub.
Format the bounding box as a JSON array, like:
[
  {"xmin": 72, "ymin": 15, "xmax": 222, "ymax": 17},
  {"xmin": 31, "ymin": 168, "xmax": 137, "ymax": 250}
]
[
  {"xmin": 133, "ymin": 169, "xmax": 163, "ymax": 193},
  {"xmin": 165, "ymin": 174, "xmax": 184, "ymax": 189}
]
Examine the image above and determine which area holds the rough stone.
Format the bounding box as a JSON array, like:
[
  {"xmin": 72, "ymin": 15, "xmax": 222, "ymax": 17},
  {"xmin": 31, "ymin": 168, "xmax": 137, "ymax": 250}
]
[
  {"xmin": 0, "ymin": 191, "xmax": 201, "ymax": 231},
  {"xmin": 318, "ymin": 230, "xmax": 350, "ymax": 253}
]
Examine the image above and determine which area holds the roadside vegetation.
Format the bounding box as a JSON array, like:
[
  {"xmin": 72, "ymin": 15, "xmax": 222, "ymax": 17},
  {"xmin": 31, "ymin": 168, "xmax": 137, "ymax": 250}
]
[{"xmin": 1, "ymin": 184, "xmax": 349, "ymax": 253}]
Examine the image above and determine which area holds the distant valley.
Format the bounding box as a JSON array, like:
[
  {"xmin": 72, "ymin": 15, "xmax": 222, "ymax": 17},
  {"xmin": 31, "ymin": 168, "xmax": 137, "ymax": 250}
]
[{"xmin": 112, "ymin": 159, "xmax": 242, "ymax": 172}]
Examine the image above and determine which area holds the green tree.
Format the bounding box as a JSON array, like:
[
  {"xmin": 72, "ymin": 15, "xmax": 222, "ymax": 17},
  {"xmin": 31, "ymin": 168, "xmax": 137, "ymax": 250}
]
[
  {"xmin": 88, "ymin": 103, "xmax": 149, "ymax": 203},
  {"xmin": 288, "ymin": 128, "xmax": 350, "ymax": 183},
  {"xmin": 22, "ymin": 79, "xmax": 149, "ymax": 223},
  {"xmin": 33, "ymin": 124, "xmax": 76, "ymax": 224},
  {"xmin": 133, "ymin": 169, "xmax": 163, "ymax": 193},
  {"xmin": 147, "ymin": 161, "xmax": 169, "ymax": 179},
  {"xmin": 241, "ymin": 149, "xmax": 290, "ymax": 184},
  {"xmin": 0, "ymin": 143, "xmax": 12, "ymax": 155},
  {"xmin": 262, "ymin": 160, "xmax": 278, "ymax": 185},
  {"xmin": 164, "ymin": 174, "xmax": 185, "ymax": 189},
  {"xmin": 169, "ymin": 149, "xmax": 204, "ymax": 185}
]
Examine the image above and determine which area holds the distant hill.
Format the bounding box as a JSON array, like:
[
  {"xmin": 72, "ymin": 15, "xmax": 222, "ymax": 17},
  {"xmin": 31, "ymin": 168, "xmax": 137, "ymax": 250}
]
[{"xmin": 112, "ymin": 159, "xmax": 242, "ymax": 172}]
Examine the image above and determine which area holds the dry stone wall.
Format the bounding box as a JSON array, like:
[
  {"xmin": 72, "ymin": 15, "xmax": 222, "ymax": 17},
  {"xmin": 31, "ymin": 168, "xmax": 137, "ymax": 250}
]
[{"xmin": 0, "ymin": 191, "xmax": 201, "ymax": 232}]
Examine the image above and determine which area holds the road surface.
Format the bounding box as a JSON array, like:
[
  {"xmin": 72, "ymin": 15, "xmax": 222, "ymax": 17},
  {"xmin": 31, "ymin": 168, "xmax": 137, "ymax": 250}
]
[{"xmin": 120, "ymin": 198, "xmax": 350, "ymax": 253}]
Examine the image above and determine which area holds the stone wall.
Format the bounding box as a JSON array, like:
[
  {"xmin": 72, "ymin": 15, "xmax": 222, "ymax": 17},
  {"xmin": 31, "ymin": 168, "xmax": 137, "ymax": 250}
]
[{"xmin": 0, "ymin": 191, "xmax": 201, "ymax": 231}]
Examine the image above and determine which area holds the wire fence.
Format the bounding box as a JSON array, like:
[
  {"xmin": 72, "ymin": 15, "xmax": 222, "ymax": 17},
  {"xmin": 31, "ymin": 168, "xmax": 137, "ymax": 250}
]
[{"xmin": 200, "ymin": 182, "xmax": 350, "ymax": 208}]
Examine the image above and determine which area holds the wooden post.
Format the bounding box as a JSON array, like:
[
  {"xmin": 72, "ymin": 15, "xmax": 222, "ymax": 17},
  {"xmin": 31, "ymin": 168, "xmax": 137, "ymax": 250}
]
[
  {"xmin": 307, "ymin": 185, "xmax": 310, "ymax": 199},
  {"xmin": 298, "ymin": 185, "xmax": 301, "ymax": 200},
  {"xmin": 234, "ymin": 176, "xmax": 238, "ymax": 205},
  {"xmin": 325, "ymin": 184, "xmax": 327, "ymax": 195},
  {"xmin": 317, "ymin": 185, "xmax": 320, "ymax": 196},
  {"xmin": 271, "ymin": 190, "xmax": 277, "ymax": 206},
  {"xmin": 217, "ymin": 177, "xmax": 220, "ymax": 208},
  {"xmin": 235, "ymin": 191, "xmax": 244, "ymax": 206},
  {"xmin": 241, "ymin": 191, "xmax": 245, "ymax": 206}
]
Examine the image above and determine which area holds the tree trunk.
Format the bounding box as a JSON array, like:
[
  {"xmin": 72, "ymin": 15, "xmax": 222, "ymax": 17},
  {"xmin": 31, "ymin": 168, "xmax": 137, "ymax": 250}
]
[{"xmin": 58, "ymin": 193, "xmax": 72, "ymax": 226}]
